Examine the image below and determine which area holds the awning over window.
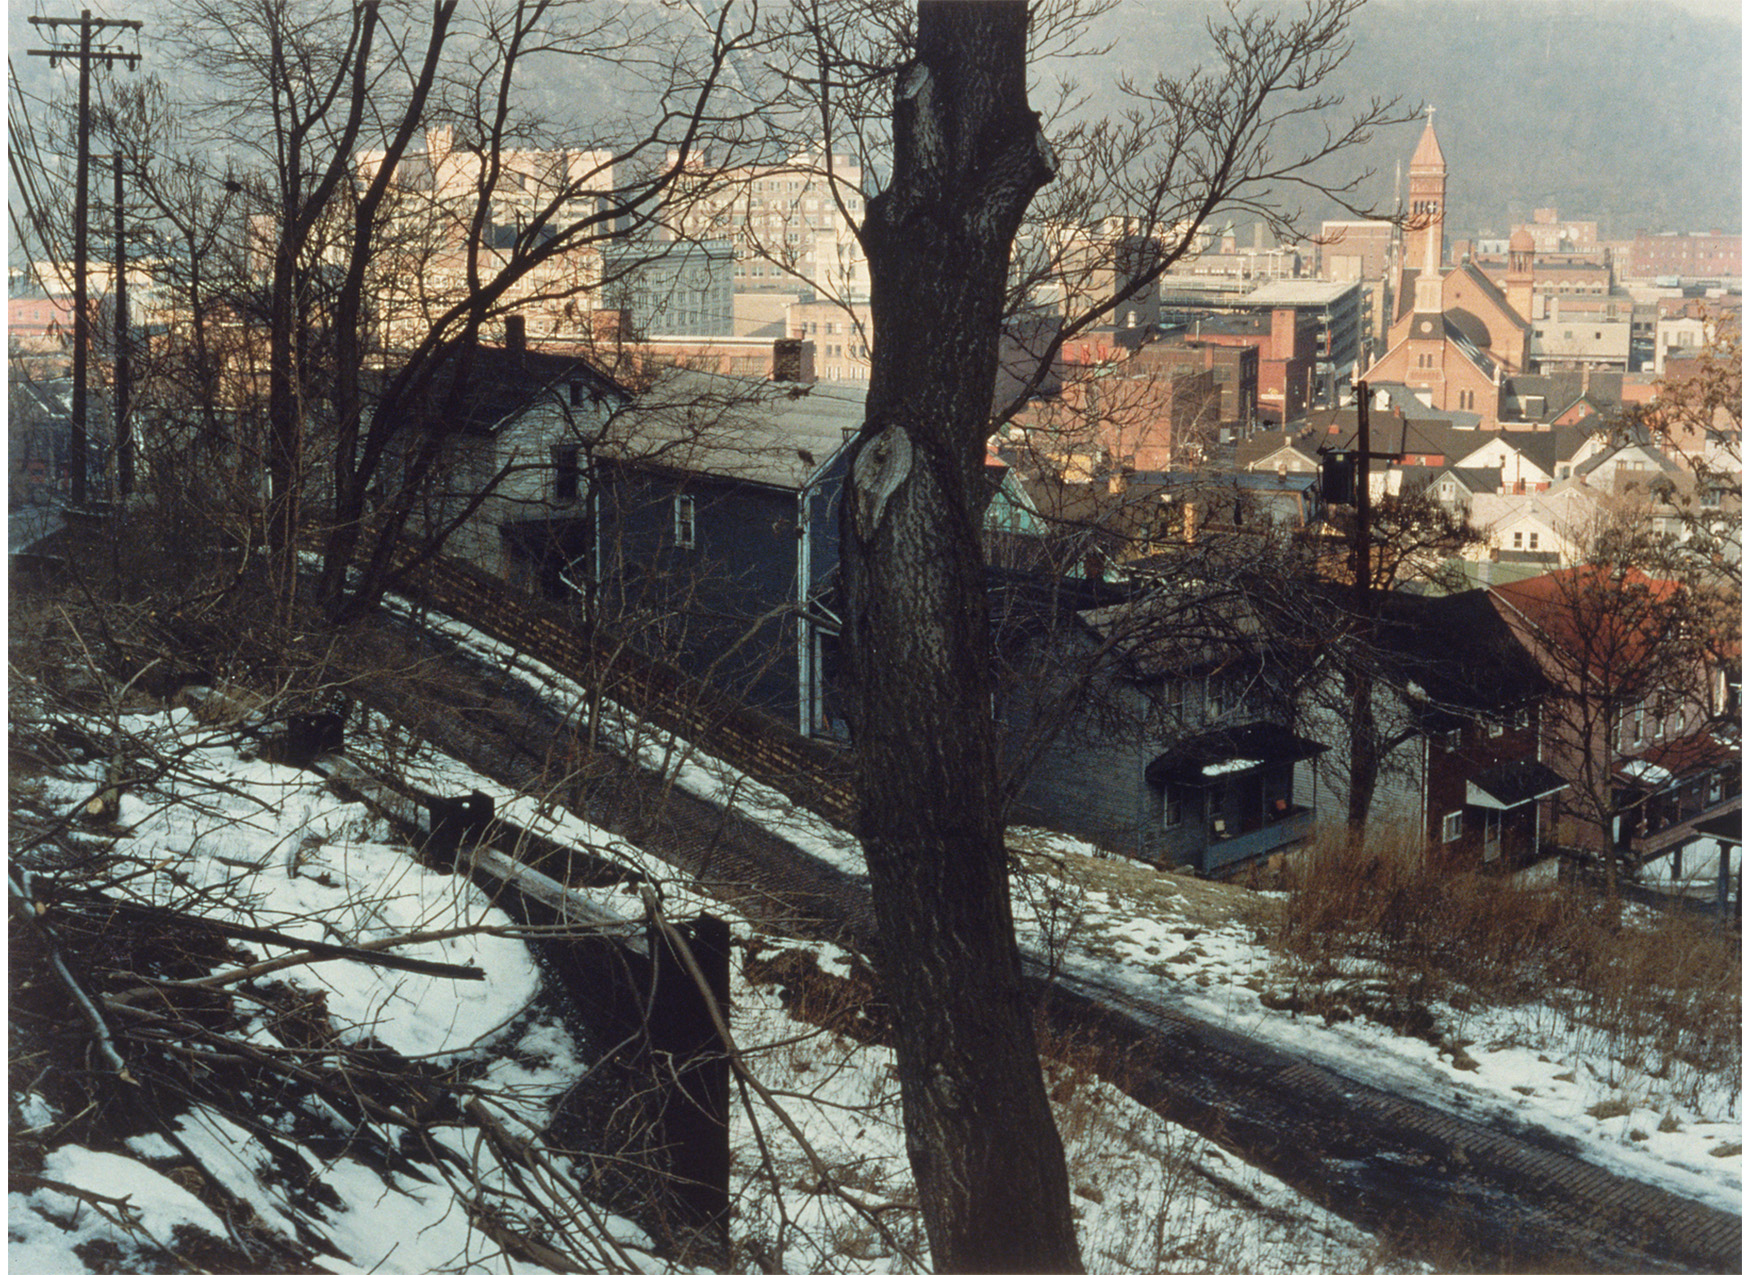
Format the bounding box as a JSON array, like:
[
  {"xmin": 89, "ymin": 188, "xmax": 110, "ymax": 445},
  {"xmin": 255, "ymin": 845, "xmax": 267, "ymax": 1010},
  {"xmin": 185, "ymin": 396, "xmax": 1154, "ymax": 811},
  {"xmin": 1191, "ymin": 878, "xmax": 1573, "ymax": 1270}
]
[
  {"xmin": 1145, "ymin": 722, "xmax": 1327, "ymax": 788},
  {"xmin": 1466, "ymin": 759, "xmax": 1567, "ymax": 810}
]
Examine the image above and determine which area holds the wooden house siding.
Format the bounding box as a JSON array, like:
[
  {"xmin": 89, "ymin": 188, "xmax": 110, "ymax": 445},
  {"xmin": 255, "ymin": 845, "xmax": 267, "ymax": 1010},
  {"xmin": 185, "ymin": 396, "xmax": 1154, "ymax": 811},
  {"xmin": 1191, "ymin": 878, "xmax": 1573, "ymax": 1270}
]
[{"xmin": 595, "ymin": 465, "xmax": 809, "ymax": 720}]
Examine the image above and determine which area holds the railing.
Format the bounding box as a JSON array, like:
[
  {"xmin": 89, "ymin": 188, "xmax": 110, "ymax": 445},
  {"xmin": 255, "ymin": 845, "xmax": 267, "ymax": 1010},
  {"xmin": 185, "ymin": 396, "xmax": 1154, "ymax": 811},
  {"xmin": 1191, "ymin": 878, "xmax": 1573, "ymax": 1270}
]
[
  {"xmin": 1631, "ymin": 793, "xmax": 1742, "ymax": 861},
  {"xmin": 380, "ymin": 543, "xmax": 859, "ymax": 830},
  {"xmin": 1203, "ymin": 806, "xmax": 1315, "ymax": 874}
]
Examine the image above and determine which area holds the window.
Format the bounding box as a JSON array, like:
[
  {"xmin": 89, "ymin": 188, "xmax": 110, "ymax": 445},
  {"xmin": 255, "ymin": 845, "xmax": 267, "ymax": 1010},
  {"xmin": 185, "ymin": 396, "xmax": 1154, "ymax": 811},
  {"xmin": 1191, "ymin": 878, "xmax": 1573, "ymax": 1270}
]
[
  {"xmin": 1514, "ymin": 705, "xmax": 1532, "ymax": 731},
  {"xmin": 1205, "ymin": 676, "xmax": 1227, "ymax": 720},
  {"xmin": 569, "ymin": 380, "xmax": 586, "ymax": 408},
  {"xmin": 1528, "ymin": 532, "xmax": 1540, "ymax": 551},
  {"xmin": 1632, "ymin": 705, "xmax": 1644, "ymax": 744},
  {"xmin": 1164, "ymin": 790, "xmax": 1183, "ymax": 828},
  {"xmin": 1442, "ymin": 811, "xmax": 1463, "ymax": 843},
  {"xmin": 673, "ymin": 494, "xmax": 696, "ymax": 549},
  {"xmin": 552, "ymin": 446, "xmax": 581, "ymax": 504},
  {"xmin": 1441, "ymin": 727, "xmax": 1462, "ymax": 750},
  {"xmin": 1513, "ymin": 531, "xmax": 1524, "ymax": 549},
  {"xmin": 1488, "ymin": 719, "xmax": 1504, "ymax": 738}
]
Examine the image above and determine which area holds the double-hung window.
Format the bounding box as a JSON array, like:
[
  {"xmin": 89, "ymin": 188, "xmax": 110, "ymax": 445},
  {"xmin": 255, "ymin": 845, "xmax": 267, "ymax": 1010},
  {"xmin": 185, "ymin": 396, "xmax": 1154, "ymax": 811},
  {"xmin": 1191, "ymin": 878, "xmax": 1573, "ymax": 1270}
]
[
  {"xmin": 673, "ymin": 495, "xmax": 697, "ymax": 549},
  {"xmin": 552, "ymin": 446, "xmax": 581, "ymax": 504}
]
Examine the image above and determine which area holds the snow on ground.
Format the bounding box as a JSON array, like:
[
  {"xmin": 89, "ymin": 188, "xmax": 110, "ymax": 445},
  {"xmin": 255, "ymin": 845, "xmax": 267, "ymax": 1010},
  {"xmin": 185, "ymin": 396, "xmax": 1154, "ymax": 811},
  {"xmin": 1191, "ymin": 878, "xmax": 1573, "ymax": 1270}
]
[
  {"xmin": 11, "ymin": 701, "xmax": 1414, "ymax": 1274},
  {"xmin": 394, "ymin": 601, "xmax": 1742, "ymax": 1216},
  {"xmin": 12, "ymin": 597, "xmax": 1737, "ymax": 1272},
  {"xmin": 1004, "ymin": 833, "xmax": 1743, "ymax": 1218}
]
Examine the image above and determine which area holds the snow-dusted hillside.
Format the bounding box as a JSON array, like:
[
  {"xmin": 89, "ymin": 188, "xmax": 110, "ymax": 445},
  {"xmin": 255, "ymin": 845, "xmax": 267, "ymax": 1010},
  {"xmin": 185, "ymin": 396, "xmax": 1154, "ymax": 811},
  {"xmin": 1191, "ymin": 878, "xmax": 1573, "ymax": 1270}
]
[{"xmin": 9, "ymin": 605, "xmax": 1738, "ymax": 1274}]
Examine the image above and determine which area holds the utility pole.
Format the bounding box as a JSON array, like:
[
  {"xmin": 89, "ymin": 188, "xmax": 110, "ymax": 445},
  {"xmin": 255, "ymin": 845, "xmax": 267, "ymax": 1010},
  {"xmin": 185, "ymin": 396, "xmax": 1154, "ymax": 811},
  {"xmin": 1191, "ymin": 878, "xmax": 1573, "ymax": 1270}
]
[
  {"xmin": 27, "ymin": 10, "xmax": 142, "ymax": 509},
  {"xmin": 112, "ymin": 148, "xmax": 132, "ymax": 498}
]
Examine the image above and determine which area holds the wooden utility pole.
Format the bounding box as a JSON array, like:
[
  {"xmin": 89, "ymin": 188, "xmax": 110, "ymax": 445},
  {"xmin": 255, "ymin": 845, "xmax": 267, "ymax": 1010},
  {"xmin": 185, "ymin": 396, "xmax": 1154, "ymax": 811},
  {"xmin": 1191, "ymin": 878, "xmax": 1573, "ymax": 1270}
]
[
  {"xmin": 112, "ymin": 148, "xmax": 132, "ymax": 498},
  {"xmin": 27, "ymin": 10, "xmax": 142, "ymax": 508}
]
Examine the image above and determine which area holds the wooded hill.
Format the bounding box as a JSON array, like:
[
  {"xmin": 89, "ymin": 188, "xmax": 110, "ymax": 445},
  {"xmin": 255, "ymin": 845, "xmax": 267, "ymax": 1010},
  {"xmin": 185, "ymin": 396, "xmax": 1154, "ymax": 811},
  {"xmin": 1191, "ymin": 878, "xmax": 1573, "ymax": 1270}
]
[{"xmin": 1069, "ymin": 0, "xmax": 1740, "ymax": 241}]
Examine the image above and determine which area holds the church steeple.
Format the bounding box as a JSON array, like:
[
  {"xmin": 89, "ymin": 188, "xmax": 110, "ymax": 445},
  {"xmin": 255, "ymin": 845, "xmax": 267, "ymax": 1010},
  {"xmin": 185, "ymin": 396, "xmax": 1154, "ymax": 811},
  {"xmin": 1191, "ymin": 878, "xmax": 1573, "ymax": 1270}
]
[{"xmin": 1404, "ymin": 107, "xmax": 1446, "ymax": 279}]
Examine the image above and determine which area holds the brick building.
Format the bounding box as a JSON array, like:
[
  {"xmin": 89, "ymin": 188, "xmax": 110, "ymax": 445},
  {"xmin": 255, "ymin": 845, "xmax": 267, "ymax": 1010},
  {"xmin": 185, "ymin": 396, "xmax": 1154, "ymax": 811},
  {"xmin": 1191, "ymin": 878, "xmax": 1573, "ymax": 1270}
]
[{"xmin": 1625, "ymin": 231, "xmax": 1743, "ymax": 286}]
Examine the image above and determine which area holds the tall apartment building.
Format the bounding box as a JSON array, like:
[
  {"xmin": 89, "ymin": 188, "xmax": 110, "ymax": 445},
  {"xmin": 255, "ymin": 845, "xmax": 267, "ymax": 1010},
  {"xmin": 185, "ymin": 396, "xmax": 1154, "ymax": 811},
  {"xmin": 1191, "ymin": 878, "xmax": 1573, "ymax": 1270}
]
[
  {"xmin": 601, "ymin": 238, "xmax": 735, "ymax": 338},
  {"xmin": 787, "ymin": 298, "xmax": 872, "ymax": 383},
  {"xmin": 1317, "ymin": 219, "xmax": 1395, "ymax": 365},
  {"xmin": 359, "ymin": 126, "xmax": 621, "ymax": 344},
  {"xmin": 667, "ymin": 152, "xmax": 870, "ymax": 301}
]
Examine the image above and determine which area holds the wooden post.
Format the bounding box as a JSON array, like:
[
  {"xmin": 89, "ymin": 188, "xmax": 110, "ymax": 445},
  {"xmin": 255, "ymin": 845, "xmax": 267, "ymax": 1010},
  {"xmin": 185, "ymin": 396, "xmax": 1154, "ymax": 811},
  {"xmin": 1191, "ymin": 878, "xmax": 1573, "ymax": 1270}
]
[{"xmin": 648, "ymin": 913, "xmax": 732, "ymax": 1264}]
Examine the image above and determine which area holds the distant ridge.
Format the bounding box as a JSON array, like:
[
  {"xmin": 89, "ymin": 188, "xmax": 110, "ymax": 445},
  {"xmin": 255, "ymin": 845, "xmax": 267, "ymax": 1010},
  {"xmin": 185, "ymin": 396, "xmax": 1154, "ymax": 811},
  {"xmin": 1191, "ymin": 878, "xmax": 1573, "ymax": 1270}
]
[{"xmin": 1077, "ymin": 0, "xmax": 1741, "ymax": 241}]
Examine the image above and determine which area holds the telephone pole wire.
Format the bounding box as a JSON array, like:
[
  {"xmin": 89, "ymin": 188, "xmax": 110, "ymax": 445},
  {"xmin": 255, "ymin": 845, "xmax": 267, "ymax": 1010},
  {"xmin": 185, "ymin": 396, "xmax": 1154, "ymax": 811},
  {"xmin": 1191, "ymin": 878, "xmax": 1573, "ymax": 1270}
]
[{"xmin": 27, "ymin": 10, "xmax": 142, "ymax": 510}]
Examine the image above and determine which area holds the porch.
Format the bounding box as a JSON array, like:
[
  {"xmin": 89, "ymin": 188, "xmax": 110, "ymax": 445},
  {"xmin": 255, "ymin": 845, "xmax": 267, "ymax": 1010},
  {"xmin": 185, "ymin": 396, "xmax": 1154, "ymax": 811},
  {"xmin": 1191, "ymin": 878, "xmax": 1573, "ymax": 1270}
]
[{"xmin": 1144, "ymin": 722, "xmax": 1326, "ymax": 875}]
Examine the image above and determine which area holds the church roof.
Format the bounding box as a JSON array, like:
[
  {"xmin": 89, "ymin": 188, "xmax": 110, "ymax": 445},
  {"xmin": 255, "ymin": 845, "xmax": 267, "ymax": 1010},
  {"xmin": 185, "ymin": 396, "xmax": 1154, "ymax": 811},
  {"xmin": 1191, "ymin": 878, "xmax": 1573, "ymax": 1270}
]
[
  {"xmin": 1452, "ymin": 261, "xmax": 1531, "ymax": 334},
  {"xmin": 1410, "ymin": 116, "xmax": 1445, "ymax": 172}
]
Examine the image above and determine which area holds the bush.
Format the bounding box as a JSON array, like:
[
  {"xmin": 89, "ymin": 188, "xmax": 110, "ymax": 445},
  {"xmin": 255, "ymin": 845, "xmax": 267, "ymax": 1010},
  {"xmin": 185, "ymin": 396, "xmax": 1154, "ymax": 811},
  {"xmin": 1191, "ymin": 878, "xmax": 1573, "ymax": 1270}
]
[{"xmin": 1276, "ymin": 828, "xmax": 1740, "ymax": 1101}]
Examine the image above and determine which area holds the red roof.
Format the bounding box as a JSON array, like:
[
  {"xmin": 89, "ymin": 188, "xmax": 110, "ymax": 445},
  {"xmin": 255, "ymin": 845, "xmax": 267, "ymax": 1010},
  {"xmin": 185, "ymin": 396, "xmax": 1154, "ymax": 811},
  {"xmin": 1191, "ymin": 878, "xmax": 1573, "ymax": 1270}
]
[
  {"xmin": 1616, "ymin": 730, "xmax": 1739, "ymax": 785},
  {"xmin": 1410, "ymin": 117, "xmax": 1445, "ymax": 172},
  {"xmin": 1490, "ymin": 565, "xmax": 1682, "ymax": 672}
]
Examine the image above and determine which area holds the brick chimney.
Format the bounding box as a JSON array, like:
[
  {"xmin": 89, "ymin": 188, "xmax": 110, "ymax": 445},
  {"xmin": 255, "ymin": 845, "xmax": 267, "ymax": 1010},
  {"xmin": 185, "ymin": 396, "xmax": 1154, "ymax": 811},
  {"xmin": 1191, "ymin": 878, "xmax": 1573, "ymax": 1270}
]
[
  {"xmin": 772, "ymin": 337, "xmax": 803, "ymax": 382},
  {"xmin": 505, "ymin": 314, "xmax": 526, "ymax": 358}
]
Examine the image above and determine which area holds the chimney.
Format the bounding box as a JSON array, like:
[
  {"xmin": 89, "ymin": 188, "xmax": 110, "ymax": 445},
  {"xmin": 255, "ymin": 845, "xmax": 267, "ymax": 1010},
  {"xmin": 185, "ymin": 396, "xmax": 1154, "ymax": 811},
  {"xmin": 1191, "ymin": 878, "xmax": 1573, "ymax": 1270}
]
[
  {"xmin": 506, "ymin": 314, "xmax": 526, "ymax": 358},
  {"xmin": 772, "ymin": 337, "xmax": 803, "ymax": 383}
]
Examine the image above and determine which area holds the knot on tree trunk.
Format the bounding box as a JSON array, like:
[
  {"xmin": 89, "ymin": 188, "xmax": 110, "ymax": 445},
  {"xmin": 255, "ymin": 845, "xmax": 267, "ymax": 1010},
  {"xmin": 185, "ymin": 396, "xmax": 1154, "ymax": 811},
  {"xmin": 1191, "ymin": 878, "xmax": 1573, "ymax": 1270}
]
[{"xmin": 851, "ymin": 425, "xmax": 914, "ymax": 543}]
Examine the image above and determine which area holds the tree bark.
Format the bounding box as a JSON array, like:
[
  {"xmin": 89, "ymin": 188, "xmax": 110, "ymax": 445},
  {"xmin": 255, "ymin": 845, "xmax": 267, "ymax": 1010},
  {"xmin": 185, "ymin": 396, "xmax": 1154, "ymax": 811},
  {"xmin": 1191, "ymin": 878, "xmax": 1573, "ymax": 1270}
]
[{"xmin": 841, "ymin": 4, "xmax": 1080, "ymax": 1271}]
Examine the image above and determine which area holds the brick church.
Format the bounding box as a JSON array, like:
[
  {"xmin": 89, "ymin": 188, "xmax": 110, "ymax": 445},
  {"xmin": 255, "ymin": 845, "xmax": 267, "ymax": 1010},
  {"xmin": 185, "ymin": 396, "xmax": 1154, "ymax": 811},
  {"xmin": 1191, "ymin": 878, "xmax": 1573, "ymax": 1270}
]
[{"xmin": 1365, "ymin": 111, "xmax": 1532, "ymax": 425}]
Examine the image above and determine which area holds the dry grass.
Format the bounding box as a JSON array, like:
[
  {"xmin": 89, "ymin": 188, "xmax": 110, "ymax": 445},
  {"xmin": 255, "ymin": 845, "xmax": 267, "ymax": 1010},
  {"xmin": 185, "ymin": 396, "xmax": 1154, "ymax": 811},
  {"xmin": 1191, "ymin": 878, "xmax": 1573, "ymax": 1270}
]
[{"xmin": 1275, "ymin": 828, "xmax": 1742, "ymax": 1105}]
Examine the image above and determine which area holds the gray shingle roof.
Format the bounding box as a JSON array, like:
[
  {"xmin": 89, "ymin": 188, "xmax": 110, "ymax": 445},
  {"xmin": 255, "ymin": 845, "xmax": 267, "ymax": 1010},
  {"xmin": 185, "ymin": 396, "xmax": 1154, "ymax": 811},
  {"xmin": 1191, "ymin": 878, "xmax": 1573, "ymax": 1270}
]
[{"xmin": 601, "ymin": 368, "xmax": 864, "ymax": 490}]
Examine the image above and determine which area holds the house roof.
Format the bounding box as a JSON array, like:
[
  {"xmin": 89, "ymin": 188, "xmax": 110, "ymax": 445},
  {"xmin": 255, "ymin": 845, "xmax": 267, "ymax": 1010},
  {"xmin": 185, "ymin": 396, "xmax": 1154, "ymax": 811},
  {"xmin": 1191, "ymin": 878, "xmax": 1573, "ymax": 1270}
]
[
  {"xmin": 1433, "ymin": 465, "xmax": 1500, "ymax": 494},
  {"xmin": 407, "ymin": 341, "xmax": 628, "ymax": 437},
  {"xmin": 601, "ymin": 367, "xmax": 865, "ymax": 490},
  {"xmin": 1467, "ymin": 759, "xmax": 1568, "ymax": 809},
  {"xmin": 1616, "ymin": 730, "xmax": 1741, "ymax": 787},
  {"xmin": 1144, "ymin": 722, "xmax": 1327, "ymax": 787},
  {"xmin": 1372, "ymin": 588, "xmax": 1550, "ymax": 717},
  {"xmin": 1311, "ymin": 408, "xmax": 1480, "ymax": 462},
  {"xmin": 1489, "ymin": 565, "xmax": 1684, "ymax": 676},
  {"xmin": 1235, "ymin": 430, "xmax": 1319, "ymax": 470},
  {"xmin": 1079, "ymin": 582, "xmax": 1267, "ymax": 678},
  {"xmin": 1573, "ymin": 436, "xmax": 1683, "ymax": 483},
  {"xmin": 1451, "ymin": 260, "xmax": 1531, "ymax": 336},
  {"xmin": 1410, "ymin": 116, "xmax": 1445, "ymax": 171},
  {"xmin": 9, "ymin": 376, "xmax": 71, "ymax": 420},
  {"xmin": 1693, "ymin": 810, "xmax": 1742, "ymax": 844}
]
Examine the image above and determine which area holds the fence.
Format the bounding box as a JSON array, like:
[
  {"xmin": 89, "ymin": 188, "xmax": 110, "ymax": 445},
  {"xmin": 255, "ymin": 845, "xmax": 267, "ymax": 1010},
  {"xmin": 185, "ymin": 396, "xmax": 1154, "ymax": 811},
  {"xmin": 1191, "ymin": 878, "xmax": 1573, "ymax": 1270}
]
[{"xmin": 381, "ymin": 543, "xmax": 859, "ymax": 830}]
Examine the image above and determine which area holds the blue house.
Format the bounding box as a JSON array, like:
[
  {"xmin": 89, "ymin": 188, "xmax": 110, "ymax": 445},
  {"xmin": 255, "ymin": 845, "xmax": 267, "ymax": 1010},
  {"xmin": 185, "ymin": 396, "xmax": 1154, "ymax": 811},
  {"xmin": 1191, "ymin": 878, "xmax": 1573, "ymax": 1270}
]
[{"xmin": 582, "ymin": 368, "xmax": 864, "ymax": 733}]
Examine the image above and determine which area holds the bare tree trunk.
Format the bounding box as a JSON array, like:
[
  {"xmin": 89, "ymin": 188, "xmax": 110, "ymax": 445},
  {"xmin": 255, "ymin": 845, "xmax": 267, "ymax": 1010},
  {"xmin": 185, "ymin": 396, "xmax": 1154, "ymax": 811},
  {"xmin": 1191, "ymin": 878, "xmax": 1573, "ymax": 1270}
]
[{"xmin": 841, "ymin": 4, "xmax": 1080, "ymax": 1271}]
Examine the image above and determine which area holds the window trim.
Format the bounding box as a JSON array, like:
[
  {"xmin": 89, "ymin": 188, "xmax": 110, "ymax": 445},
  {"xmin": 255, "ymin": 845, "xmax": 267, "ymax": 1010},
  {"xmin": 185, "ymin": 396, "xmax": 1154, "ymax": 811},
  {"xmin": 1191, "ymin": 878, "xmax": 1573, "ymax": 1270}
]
[
  {"xmin": 1442, "ymin": 810, "xmax": 1463, "ymax": 843},
  {"xmin": 673, "ymin": 494, "xmax": 697, "ymax": 549}
]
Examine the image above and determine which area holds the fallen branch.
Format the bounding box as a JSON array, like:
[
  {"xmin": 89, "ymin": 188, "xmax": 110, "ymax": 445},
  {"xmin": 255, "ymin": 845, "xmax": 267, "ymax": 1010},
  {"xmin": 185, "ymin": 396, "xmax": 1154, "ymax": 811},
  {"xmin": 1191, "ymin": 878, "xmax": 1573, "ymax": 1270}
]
[{"xmin": 100, "ymin": 898, "xmax": 490, "ymax": 979}]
